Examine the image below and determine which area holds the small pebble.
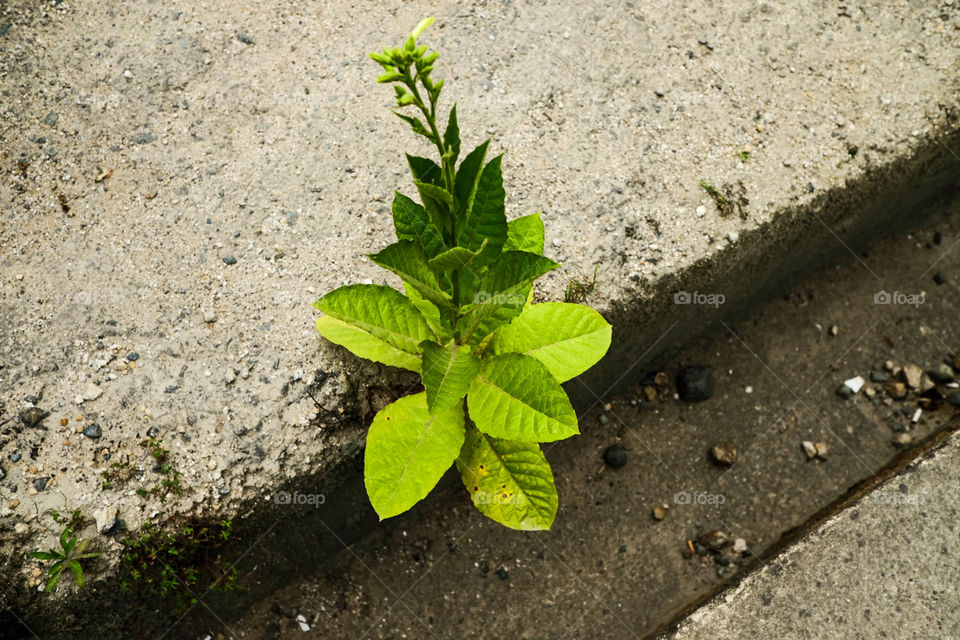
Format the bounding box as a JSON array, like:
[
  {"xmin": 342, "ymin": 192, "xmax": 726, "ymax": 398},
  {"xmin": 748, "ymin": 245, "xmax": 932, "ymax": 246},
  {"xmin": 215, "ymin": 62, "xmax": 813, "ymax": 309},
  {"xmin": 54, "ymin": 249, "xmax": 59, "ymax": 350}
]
[
  {"xmin": 126, "ymin": 352, "xmax": 140, "ymax": 362},
  {"xmin": 237, "ymin": 32, "xmax": 255, "ymax": 45},
  {"xmin": 676, "ymin": 365, "xmax": 715, "ymax": 402},
  {"xmin": 892, "ymin": 433, "xmax": 912, "ymax": 447},
  {"xmin": 928, "ymin": 363, "xmax": 955, "ymax": 384},
  {"xmin": 496, "ymin": 566, "xmax": 509, "ymax": 580},
  {"xmin": 603, "ymin": 445, "xmax": 627, "ymax": 469},
  {"xmin": 802, "ymin": 441, "xmax": 818, "ymax": 460},
  {"xmin": 19, "ymin": 407, "xmax": 49, "ymax": 428},
  {"xmin": 597, "ymin": 414, "xmax": 609, "ymax": 425},
  {"xmin": 82, "ymin": 423, "xmax": 102, "ymax": 439},
  {"xmin": 733, "ymin": 538, "xmax": 747, "ymax": 553},
  {"xmin": 11, "ymin": 453, "xmax": 21, "ymax": 463},
  {"xmin": 652, "ymin": 504, "xmax": 668, "ymax": 520},
  {"xmin": 835, "ymin": 384, "xmax": 853, "ymax": 400},
  {"xmin": 222, "ymin": 255, "xmax": 237, "ymax": 265},
  {"xmin": 710, "ymin": 441, "xmax": 738, "ymax": 466},
  {"xmin": 843, "ymin": 376, "xmax": 865, "ymax": 394},
  {"xmin": 869, "ymin": 370, "xmax": 889, "ymax": 383},
  {"xmin": 902, "ymin": 364, "xmax": 923, "ymax": 389},
  {"xmin": 933, "ymin": 273, "xmax": 946, "ymax": 285},
  {"xmin": 829, "ymin": 325, "xmax": 839, "ymax": 336},
  {"xmin": 946, "ymin": 391, "xmax": 960, "ymax": 408},
  {"xmin": 885, "ymin": 381, "xmax": 907, "ymax": 400}
]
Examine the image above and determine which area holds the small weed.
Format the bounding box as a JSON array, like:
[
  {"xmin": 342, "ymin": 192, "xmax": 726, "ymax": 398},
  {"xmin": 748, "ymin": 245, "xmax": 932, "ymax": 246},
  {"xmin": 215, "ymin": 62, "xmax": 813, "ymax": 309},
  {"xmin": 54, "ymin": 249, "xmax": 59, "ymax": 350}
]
[
  {"xmin": 700, "ymin": 179, "xmax": 749, "ymax": 219},
  {"xmin": 738, "ymin": 149, "xmax": 752, "ymax": 163},
  {"xmin": 119, "ymin": 516, "xmax": 242, "ymax": 611},
  {"xmin": 31, "ymin": 512, "xmax": 101, "ymax": 592},
  {"xmin": 103, "ymin": 438, "xmax": 186, "ymax": 501},
  {"xmin": 564, "ymin": 265, "xmax": 600, "ymax": 304}
]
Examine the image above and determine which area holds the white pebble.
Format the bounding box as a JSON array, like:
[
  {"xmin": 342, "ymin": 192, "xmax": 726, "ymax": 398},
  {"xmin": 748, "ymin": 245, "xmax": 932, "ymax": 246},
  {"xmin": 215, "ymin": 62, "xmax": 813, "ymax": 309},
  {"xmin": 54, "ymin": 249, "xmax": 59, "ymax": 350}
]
[
  {"xmin": 843, "ymin": 376, "xmax": 865, "ymax": 394},
  {"xmin": 728, "ymin": 231, "xmax": 739, "ymax": 243}
]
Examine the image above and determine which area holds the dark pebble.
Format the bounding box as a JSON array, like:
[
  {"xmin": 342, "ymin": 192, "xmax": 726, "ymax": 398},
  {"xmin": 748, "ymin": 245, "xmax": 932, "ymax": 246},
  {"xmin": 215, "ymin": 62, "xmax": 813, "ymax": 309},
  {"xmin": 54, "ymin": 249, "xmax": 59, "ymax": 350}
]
[
  {"xmin": 928, "ymin": 364, "xmax": 955, "ymax": 384},
  {"xmin": 237, "ymin": 32, "xmax": 254, "ymax": 45},
  {"xmin": 19, "ymin": 407, "xmax": 49, "ymax": 428},
  {"xmin": 934, "ymin": 231, "xmax": 942, "ymax": 245},
  {"xmin": 869, "ymin": 370, "xmax": 889, "ymax": 383},
  {"xmin": 495, "ymin": 566, "xmax": 509, "ymax": 580},
  {"xmin": 106, "ymin": 319, "xmax": 118, "ymax": 326},
  {"xmin": 83, "ymin": 424, "xmax": 102, "ymax": 439},
  {"xmin": 43, "ymin": 112, "xmax": 58, "ymax": 127},
  {"xmin": 694, "ymin": 543, "xmax": 708, "ymax": 557},
  {"xmin": 947, "ymin": 392, "xmax": 960, "ymax": 408},
  {"xmin": 602, "ymin": 444, "xmax": 628, "ymax": 469},
  {"xmin": 714, "ymin": 555, "xmax": 731, "ymax": 566},
  {"xmin": 836, "ymin": 384, "xmax": 853, "ymax": 400},
  {"xmin": 126, "ymin": 351, "xmax": 140, "ymax": 362},
  {"xmin": 676, "ymin": 365, "xmax": 715, "ymax": 402},
  {"xmin": 44, "ymin": 146, "xmax": 57, "ymax": 157},
  {"xmin": 33, "ymin": 477, "xmax": 50, "ymax": 491},
  {"xmin": 133, "ymin": 132, "xmax": 155, "ymax": 145},
  {"xmin": 147, "ymin": 426, "xmax": 160, "ymax": 438},
  {"xmin": 11, "ymin": 453, "xmax": 21, "ymax": 462},
  {"xmin": 0, "ymin": 466, "xmax": 4, "ymax": 481},
  {"xmin": 934, "ymin": 273, "xmax": 946, "ymax": 285},
  {"xmin": 618, "ymin": 545, "xmax": 627, "ymax": 554},
  {"xmin": 24, "ymin": 395, "xmax": 39, "ymax": 405},
  {"xmin": 222, "ymin": 255, "xmax": 237, "ymax": 265},
  {"xmin": 187, "ymin": 415, "xmax": 197, "ymax": 426},
  {"xmin": 36, "ymin": 136, "xmax": 46, "ymax": 144},
  {"xmin": 164, "ymin": 385, "xmax": 179, "ymax": 393}
]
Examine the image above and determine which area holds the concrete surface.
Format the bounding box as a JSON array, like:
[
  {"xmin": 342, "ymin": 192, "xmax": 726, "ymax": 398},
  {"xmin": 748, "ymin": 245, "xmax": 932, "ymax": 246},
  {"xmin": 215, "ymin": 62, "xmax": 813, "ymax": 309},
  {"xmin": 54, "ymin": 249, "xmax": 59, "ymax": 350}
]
[
  {"xmin": 663, "ymin": 429, "xmax": 960, "ymax": 640},
  {"xmin": 0, "ymin": 0, "xmax": 959, "ymax": 634}
]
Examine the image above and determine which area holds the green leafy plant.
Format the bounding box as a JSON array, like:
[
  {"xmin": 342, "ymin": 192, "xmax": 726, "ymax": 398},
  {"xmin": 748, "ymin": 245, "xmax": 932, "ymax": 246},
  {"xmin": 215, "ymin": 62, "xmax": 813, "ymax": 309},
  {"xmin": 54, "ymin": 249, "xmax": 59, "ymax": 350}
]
[
  {"xmin": 313, "ymin": 17, "xmax": 612, "ymax": 531},
  {"xmin": 30, "ymin": 514, "xmax": 101, "ymax": 592},
  {"xmin": 119, "ymin": 517, "xmax": 241, "ymax": 612}
]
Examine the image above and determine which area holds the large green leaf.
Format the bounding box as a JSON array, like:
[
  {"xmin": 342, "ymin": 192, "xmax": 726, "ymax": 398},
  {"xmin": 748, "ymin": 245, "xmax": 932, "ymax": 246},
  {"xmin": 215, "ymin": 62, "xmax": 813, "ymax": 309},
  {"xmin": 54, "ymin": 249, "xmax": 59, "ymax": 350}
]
[
  {"xmin": 467, "ymin": 353, "xmax": 578, "ymax": 442},
  {"xmin": 428, "ymin": 243, "xmax": 486, "ymax": 272},
  {"xmin": 457, "ymin": 425, "xmax": 558, "ymax": 530},
  {"xmin": 404, "ymin": 282, "xmax": 451, "ymax": 342},
  {"xmin": 421, "ymin": 341, "xmax": 481, "ymax": 414},
  {"xmin": 457, "ymin": 154, "xmax": 507, "ymax": 261},
  {"xmin": 316, "ymin": 316, "xmax": 422, "ymax": 372},
  {"xmin": 414, "ymin": 180, "xmax": 453, "ymax": 209},
  {"xmin": 314, "ymin": 284, "xmax": 432, "ymax": 371},
  {"xmin": 407, "ymin": 154, "xmax": 448, "ymax": 232},
  {"xmin": 443, "ymin": 104, "xmax": 460, "ymax": 166},
  {"xmin": 457, "ymin": 251, "xmax": 559, "ymax": 342},
  {"xmin": 369, "ymin": 241, "xmax": 452, "ymax": 308},
  {"xmin": 392, "ymin": 191, "xmax": 447, "ymax": 257},
  {"xmin": 453, "ymin": 140, "xmax": 489, "ymax": 217},
  {"xmin": 504, "ymin": 213, "xmax": 544, "ymax": 254},
  {"xmin": 490, "ymin": 303, "xmax": 611, "ymax": 382},
  {"xmin": 364, "ymin": 392, "xmax": 466, "ymax": 520}
]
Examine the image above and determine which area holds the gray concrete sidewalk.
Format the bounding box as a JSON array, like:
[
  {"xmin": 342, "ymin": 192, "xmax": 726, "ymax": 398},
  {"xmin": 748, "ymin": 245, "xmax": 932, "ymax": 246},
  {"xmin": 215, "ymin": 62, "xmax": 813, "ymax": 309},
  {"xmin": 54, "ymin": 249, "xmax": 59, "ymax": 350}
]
[
  {"xmin": 0, "ymin": 0, "xmax": 958, "ymax": 633},
  {"xmin": 663, "ymin": 429, "xmax": 960, "ymax": 639}
]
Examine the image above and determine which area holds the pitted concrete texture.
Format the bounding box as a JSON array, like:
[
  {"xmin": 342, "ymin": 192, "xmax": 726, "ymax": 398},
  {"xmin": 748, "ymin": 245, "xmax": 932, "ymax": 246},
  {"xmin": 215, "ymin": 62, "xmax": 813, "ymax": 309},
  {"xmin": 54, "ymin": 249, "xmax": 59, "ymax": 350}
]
[
  {"xmin": 0, "ymin": 0, "xmax": 958, "ymax": 626},
  {"xmin": 663, "ymin": 430, "xmax": 960, "ymax": 640}
]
